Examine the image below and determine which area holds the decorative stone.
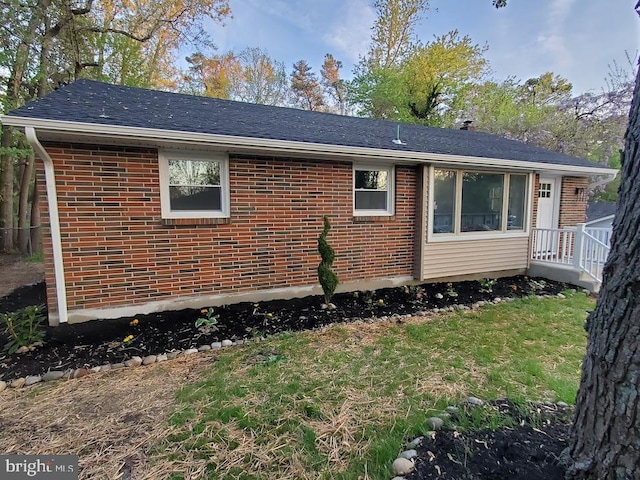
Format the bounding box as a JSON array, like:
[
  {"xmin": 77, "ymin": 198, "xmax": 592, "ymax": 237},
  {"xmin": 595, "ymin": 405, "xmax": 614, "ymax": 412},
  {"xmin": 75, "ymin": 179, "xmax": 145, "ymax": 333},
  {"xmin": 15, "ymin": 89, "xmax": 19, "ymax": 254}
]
[
  {"xmin": 184, "ymin": 348, "xmax": 199, "ymax": 355},
  {"xmin": 42, "ymin": 371, "xmax": 65, "ymax": 381},
  {"xmin": 391, "ymin": 477, "xmax": 406, "ymax": 480},
  {"xmin": 438, "ymin": 412, "xmax": 452, "ymax": 420},
  {"xmin": 557, "ymin": 401, "xmax": 569, "ymax": 408},
  {"xmin": 221, "ymin": 340, "xmax": 233, "ymax": 347},
  {"xmin": 112, "ymin": 363, "xmax": 125, "ymax": 370},
  {"xmin": 467, "ymin": 396, "xmax": 485, "ymax": 406},
  {"xmin": 406, "ymin": 436, "xmax": 424, "ymax": 449},
  {"xmin": 90, "ymin": 366, "xmax": 101, "ymax": 373},
  {"xmin": 124, "ymin": 356, "xmax": 143, "ymax": 368},
  {"xmin": 434, "ymin": 293, "xmax": 444, "ymax": 299},
  {"xmin": 16, "ymin": 346, "xmax": 30, "ymax": 354},
  {"xmin": 328, "ymin": 303, "xmax": 337, "ymax": 310},
  {"xmin": 557, "ymin": 293, "xmax": 566, "ymax": 299},
  {"xmin": 167, "ymin": 352, "xmax": 179, "ymax": 360},
  {"xmin": 100, "ymin": 364, "xmax": 111, "ymax": 372},
  {"xmin": 0, "ymin": 381, "xmax": 6, "ymax": 392},
  {"xmin": 143, "ymin": 355, "xmax": 157, "ymax": 365},
  {"xmin": 477, "ymin": 301, "xmax": 486, "ymax": 307},
  {"xmin": 10, "ymin": 378, "xmax": 26, "ymax": 388},
  {"xmin": 236, "ymin": 340, "xmax": 244, "ymax": 346},
  {"xmin": 445, "ymin": 406, "xmax": 460, "ymax": 414},
  {"xmin": 392, "ymin": 457, "xmax": 415, "ymax": 475},
  {"xmin": 156, "ymin": 354, "xmax": 168, "ymax": 362},
  {"xmin": 426, "ymin": 417, "xmax": 444, "ymax": 430},
  {"xmin": 73, "ymin": 368, "xmax": 90, "ymax": 379},
  {"xmin": 399, "ymin": 449, "xmax": 418, "ymax": 460},
  {"xmin": 25, "ymin": 375, "xmax": 42, "ymax": 386},
  {"xmin": 211, "ymin": 342, "xmax": 222, "ymax": 349},
  {"xmin": 198, "ymin": 345, "xmax": 211, "ymax": 352},
  {"xmin": 320, "ymin": 303, "xmax": 328, "ymax": 310},
  {"xmin": 493, "ymin": 297, "xmax": 502, "ymax": 303}
]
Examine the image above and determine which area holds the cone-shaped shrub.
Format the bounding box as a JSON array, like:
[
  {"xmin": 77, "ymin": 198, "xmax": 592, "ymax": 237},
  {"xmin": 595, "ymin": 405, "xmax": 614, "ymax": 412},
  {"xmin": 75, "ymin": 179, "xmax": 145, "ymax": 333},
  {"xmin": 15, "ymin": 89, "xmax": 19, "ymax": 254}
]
[{"xmin": 317, "ymin": 216, "xmax": 339, "ymax": 304}]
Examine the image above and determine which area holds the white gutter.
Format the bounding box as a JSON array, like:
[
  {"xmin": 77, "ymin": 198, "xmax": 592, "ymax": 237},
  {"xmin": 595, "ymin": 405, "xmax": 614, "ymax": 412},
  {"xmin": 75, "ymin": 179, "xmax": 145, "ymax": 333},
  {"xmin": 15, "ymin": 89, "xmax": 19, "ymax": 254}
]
[
  {"xmin": 24, "ymin": 127, "xmax": 68, "ymax": 324},
  {"xmin": 2, "ymin": 116, "xmax": 618, "ymax": 177}
]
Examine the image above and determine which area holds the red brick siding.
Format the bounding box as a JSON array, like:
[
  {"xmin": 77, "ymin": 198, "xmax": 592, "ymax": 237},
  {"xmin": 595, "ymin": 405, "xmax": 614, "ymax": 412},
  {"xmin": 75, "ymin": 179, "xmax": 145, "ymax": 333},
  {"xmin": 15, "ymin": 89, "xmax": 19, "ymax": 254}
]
[
  {"xmin": 531, "ymin": 174, "xmax": 540, "ymax": 228},
  {"xmin": 558, "ymin": 176, "xmax": 588, "ymax": 228},
  {"xmin": 40, "ymin": 144, "xmax": 416, "ymax": 316}
]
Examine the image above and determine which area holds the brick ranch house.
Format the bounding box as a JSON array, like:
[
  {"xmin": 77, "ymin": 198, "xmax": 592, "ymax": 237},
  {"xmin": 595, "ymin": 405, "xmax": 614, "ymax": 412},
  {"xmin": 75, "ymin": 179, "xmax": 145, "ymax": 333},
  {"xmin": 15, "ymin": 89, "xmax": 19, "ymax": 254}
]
[{"xmin": 1, "ymin": 80, "xmax": 616, "ymax": 326}]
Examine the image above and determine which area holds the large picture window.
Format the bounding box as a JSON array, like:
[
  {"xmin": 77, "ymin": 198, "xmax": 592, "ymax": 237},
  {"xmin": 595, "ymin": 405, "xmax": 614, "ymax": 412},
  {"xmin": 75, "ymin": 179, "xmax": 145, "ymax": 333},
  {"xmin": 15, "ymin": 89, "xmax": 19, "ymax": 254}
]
[
  {"xmin": 353, "ymin": 165, "xmax": 394, "ymax": 215},
  {"xmin": 431, "ymin": 168, "xmax": 528, "ymax": 236},
  {"xmin": 159, "ymin": 151, "xmax": 229, "ymax": 218}
]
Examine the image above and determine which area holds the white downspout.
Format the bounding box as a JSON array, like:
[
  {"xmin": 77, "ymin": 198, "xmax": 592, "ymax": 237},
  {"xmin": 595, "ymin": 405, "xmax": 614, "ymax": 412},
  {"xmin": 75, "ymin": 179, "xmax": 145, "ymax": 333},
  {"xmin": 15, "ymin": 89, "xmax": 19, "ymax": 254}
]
[{"xmin": 25, "ymin": 127, "xmax": 68, "ymax": 324}]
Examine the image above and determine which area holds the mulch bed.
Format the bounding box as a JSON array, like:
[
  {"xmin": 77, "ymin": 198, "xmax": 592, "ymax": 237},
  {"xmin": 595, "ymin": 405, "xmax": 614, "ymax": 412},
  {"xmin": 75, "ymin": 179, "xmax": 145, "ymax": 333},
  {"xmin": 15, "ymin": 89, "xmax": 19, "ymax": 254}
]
[
  {"xmin": 407, "ymin": 400, "xmax": 573, "ymax": 480},
  {"xmin": 0, "ymin": 275, "xmax": 568, "ymax": 381}
]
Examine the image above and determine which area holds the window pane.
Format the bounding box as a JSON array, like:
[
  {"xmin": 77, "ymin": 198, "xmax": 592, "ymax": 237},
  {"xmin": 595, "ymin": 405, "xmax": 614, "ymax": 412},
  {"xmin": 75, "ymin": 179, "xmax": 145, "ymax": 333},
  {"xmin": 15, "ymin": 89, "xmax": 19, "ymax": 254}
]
[
  {"xmin": 355, "ymin": 191, "xmax": 387, "ymax": 210},
  {"xmin": 168, "ymin": 160, "xmax": 220, "ymax": 186},
  {"xmin": 508, "ymin": 175, "xmax": 526, "ymax": 230},
  {"xmin": 433, "ymin": 169, "xmax": 456, "ymax": 234},
  {"xmin": 355, "ymin": 170, "xmax": 388, "ymax": 190},
  {"xmin": 461, "ymin": 173, "xmax": 503, "ymax": 232},
  {"xmin": 169, "ymin": 186, "xmax": 222, "ymax": 211}
]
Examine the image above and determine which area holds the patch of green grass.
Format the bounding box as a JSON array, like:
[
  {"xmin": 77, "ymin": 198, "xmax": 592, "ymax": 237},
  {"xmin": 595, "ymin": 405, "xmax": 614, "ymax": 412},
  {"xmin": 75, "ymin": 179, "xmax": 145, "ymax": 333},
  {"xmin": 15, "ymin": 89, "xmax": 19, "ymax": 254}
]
[{"xmin": 152, "ymin": 293, "xmax": 592, "ymax": 479}]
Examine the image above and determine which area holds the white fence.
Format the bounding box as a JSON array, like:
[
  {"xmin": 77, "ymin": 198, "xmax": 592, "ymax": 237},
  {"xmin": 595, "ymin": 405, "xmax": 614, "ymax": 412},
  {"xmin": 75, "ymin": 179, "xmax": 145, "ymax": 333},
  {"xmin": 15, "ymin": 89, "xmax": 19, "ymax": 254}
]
[{"xmin": 531, "ymin": 223, "xmax": 612, "ymax": 284}]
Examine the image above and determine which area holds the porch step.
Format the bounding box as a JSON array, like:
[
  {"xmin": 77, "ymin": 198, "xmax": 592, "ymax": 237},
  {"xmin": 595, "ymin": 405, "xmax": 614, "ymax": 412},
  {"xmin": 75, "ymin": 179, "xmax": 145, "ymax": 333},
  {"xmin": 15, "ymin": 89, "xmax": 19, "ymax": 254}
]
[{"xmin": 527, "ymin": 262, "xmax": 600, "ymax": 293}]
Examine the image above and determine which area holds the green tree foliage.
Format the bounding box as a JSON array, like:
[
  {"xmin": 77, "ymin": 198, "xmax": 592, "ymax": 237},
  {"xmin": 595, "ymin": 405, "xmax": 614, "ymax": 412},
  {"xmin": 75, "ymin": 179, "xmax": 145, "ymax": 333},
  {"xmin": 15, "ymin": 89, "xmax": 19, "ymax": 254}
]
[
  {"xmin": 317, "ymin": 216, "xmax": 339, "ymax": 305},
  {"xmin": 351, "ymin": 30, "xmax": 488, "ymax": 125}
]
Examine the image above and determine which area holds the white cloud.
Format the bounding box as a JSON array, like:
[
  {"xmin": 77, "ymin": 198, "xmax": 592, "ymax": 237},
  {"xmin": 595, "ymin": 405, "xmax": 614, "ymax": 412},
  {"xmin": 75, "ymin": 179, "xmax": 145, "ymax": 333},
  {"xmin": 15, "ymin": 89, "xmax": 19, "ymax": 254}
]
[
  {"xmin": 322, "ymin": 0, "xmax": 376, "ymax": 63},
  {"xmin": 535, "ymin": 0, "xmax": 578, "ymax": 71}
]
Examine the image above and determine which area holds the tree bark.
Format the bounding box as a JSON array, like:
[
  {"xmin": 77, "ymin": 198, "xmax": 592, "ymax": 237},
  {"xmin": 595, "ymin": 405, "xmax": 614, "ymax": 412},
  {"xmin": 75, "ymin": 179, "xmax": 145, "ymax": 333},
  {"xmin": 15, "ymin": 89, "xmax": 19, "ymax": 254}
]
[
  {"xmin": 0, "ymin": 126, "xmax": 15, "ymax": 252},
  {"xmin": 17, "ymin": 148, "xmax": 34, "ymax": 254},
  {"xmin": 568, "ymin": 62, "xmax": 640, "ymax": 479},
  {"xmin": 30, "ymin": 174, "xmax": 42, "ymax": 255}
]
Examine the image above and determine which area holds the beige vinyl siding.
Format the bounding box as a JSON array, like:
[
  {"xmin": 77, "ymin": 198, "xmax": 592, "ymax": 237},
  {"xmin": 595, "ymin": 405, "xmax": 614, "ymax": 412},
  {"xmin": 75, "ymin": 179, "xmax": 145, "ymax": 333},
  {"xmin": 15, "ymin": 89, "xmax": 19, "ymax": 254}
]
[{"xmin": 422, "ymin": 236, "xmax": 530, "ymax": 280}]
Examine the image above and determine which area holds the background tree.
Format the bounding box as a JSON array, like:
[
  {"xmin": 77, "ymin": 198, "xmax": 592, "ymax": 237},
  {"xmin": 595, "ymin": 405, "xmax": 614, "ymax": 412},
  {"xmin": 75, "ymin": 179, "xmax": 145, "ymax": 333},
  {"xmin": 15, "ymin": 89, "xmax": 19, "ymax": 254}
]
[
  {"xmin": 0, "ymin": 0, "xmax": 231, "ymax": 253},
  {"xmin": 231, "ymin": 47, "xmax": 288, "ymax": 106},
  {"xmin": 290, "ymin": 60, "xmax": 324, "ymax": 111},
  {"xmin": 182, "ymin": 51, "xmax": 240, "ymax": 98},
  {"xmin": 321, "ymin": 53, "xmax": 348, "ymax": 114}
]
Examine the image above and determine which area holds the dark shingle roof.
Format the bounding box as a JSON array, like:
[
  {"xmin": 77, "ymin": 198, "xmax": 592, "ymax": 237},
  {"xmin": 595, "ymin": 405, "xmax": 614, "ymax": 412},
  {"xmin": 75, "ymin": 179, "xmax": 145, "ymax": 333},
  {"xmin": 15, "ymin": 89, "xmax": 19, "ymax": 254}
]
[
  {"xmin": 586, "ymin": 201, "xmax": 617, "ymax": 222},
  {"xmin": 7, "ymin": 79, "xmax": 603, "ymax": 170}
]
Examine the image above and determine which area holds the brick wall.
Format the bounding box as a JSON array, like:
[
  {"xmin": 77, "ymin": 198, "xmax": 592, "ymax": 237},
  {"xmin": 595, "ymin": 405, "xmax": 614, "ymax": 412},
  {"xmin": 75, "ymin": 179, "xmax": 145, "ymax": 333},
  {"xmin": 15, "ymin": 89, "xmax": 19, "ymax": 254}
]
[
  {"xmin": 39, "ymin": 144, "xmax": 417, "ymax": 318},
  {"xmin": 558, "ymin": 176, "xmax": 588, "ymax": 227}
]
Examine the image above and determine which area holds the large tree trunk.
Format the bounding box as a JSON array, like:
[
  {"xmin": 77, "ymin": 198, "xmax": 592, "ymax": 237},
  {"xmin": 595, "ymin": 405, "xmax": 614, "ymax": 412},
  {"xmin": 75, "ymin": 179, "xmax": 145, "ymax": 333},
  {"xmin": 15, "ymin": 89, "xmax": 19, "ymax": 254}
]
[{"xmin": 567, "ymin": 62, "xmax": 640, "ymax": 479}]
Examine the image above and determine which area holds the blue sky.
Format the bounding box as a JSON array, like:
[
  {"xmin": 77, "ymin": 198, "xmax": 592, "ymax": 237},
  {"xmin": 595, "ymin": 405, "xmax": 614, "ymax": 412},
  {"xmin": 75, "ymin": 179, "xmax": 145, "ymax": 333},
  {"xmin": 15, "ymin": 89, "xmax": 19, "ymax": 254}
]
[{"xmin": 206, "ymin": 0, "xmax": 639, "ymax": 95}]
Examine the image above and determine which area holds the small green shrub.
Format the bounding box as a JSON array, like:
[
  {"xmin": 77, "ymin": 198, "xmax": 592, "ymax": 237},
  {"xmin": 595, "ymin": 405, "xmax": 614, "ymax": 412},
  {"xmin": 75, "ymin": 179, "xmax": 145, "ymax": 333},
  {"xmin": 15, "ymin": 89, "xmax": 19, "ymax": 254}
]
[
  {"xmin": 0, "ymin": 305, "xmax": 46, "ymax": 353},
  {"xmin": 478, "ymin": 278, "xmax": 497, "ymax": 293},
  {"xmin": 195, "ymin": 308, "xmax": 219, "ymax": 333},
  {"xmin": 317, "ymin": 216, "xmax": 339, "ymax": 305}
]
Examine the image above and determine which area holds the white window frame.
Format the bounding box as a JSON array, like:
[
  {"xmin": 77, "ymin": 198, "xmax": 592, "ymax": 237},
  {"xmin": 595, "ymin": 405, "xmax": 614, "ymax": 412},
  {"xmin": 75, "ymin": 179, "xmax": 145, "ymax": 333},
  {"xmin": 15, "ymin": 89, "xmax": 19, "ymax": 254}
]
[
  {"xmin": 159, "ymin": 150, "xmax": 230, "ymax": 219},
  {"xmin": 427, "ymin": 166, "xmax": 533, "ymax": 242},
  {"xmin": 353, "ymin": 164, "xmax": 395, "ymax": 216}
]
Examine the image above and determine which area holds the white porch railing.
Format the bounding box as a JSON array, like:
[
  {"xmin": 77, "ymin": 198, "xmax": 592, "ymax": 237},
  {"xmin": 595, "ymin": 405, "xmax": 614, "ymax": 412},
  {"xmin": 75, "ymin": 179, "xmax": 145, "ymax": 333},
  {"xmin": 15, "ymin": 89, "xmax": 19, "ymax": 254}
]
[{"xmin": 531, "ymin": 223, "xmax": 612, "ymax": 284}]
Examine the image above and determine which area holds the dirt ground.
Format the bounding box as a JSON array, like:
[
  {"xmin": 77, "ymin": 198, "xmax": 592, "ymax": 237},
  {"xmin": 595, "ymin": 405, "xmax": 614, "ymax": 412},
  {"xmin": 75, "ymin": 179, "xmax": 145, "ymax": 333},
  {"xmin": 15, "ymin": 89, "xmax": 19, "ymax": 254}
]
[{"xmin": 0, "ymin": 254, "xmax": 45, "ymax": 298}]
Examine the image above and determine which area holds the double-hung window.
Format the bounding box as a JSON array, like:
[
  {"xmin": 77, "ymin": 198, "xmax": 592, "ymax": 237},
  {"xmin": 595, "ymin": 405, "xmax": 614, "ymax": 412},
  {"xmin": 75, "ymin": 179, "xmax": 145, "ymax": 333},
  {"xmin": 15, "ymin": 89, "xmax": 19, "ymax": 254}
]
[
  {"xmin": 159, "ymin": 151, "xmax": 230, "ymax": 219},
  {"xmin": 353, "ymin": 165, "xmax": 394, "ymax": 216},
  {"xmin": 431, "ymin": 167, "xmax": 528, "ymax": 236}
]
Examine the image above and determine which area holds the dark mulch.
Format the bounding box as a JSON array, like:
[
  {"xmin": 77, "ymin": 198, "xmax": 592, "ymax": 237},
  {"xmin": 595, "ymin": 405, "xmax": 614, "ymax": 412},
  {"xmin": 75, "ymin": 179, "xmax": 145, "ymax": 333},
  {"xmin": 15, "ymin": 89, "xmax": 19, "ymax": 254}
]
[
  {"xmin": 407, "ymin": 400, "xmax": 573, "ymax": 480},
  {"xmin": 0, "ymin": 275, "xmax": 567, "ymax": 381}
]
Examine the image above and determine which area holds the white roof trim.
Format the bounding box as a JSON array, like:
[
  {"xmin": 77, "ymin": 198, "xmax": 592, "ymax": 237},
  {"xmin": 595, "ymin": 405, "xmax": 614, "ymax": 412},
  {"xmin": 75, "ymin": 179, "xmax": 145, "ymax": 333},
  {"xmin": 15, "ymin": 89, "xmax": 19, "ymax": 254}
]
[
  {"xmin": 1, "ymin": 115, "xmax": 618, "ymax": 176},
  {"xmin": 585, "ymin": 214, "xmax": 615, "ymax": 226}
]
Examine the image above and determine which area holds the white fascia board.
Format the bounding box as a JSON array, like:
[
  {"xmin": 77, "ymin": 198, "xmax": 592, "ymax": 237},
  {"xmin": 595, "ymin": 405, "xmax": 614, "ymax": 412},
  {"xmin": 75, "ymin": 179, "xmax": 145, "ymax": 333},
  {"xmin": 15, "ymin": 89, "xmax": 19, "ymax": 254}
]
[{"xmin": 1, "ymin": 115, "xmax": 619, "ymax": 176}]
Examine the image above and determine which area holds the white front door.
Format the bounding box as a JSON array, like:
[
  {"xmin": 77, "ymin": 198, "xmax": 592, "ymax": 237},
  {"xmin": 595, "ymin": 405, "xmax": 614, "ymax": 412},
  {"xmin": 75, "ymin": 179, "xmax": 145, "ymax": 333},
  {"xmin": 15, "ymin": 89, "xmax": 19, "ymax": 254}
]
[
  {"xmin": 535, "ymin": 177, "xmax": 559, "ymax": 256},
  {"xmin": 536, "ymin": 177, "xmax": 558, "ymax": 229}
]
